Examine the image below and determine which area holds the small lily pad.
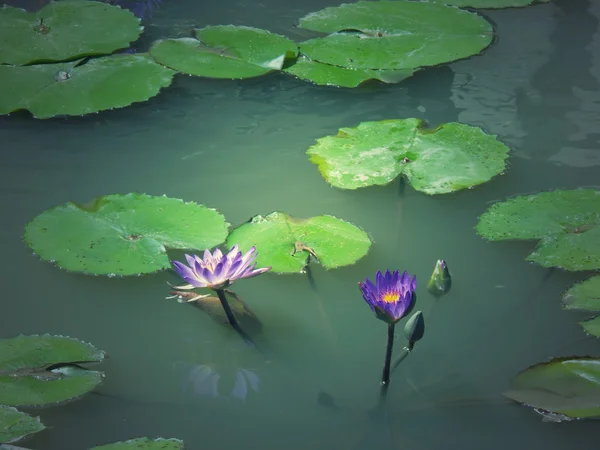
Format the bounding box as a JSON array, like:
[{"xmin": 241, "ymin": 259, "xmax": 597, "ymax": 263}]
[
  {"xmin": 226, "ymin": 212, "xmax": 372, "ymax": 273},
  {"xmin": 150, "ymin": 25, "xmax": 298, "ymax": 78},
  {"xmin": 476, "ymin": 189, "xmax": 600, "ymax": 271},
  {"xmin": 0, "ymin": 334, "xmax": 105, "ymax": 407},
  {"xmin": 283, "ymin": 56, "xmax": 416, "ymax": 88},
  {"xmin": 297, "ymin": 1, "xmax": 493, "ymax": 70},
  {"xmin": 91, "ymin": 437, "xmax": 184, "ymax": 450},
  {"xmin": 24, "ymin": 193, "xmax": 229, "ymax": 276},
  {"xmin": 307, "ymin": 118, "xmax": 509, "ymax": 193},
  {"xmin": 0, "ymin": 54, "xmax": 175, "ymax": 119},
  {"xmin": 0, "ymin": 405, "xmax": 45, "ymax": 444},
  {"xmin": 0, "ymin": 1, "xmax": 142, "ymax": 66},
  {"xmin": 504, "ymin": 356, "xmax": 600, "ymax": 419},
  {"xmin": 427, "ymin": 0, "xmax": 550, "ymax": 8},
  {"xmin": 563, "ymin": 276, "xmax": 600, "ymax": 337}
]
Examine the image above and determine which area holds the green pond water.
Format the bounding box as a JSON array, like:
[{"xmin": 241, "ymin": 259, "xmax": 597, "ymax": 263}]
[{"xmin": 1, "ymin": 0, "xmax": 600, "ymax": 448}]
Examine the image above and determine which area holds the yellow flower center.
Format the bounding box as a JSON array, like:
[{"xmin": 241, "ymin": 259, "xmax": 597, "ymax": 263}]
[{"xmin": 382, "ymin": 292, "xmax": 400, "ymax": 303}]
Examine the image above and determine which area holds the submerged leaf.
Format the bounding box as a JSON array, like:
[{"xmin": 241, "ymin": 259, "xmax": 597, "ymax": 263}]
[
  {"xmin": 504, "ymin": 356, "xmax": 600, "ymax": 419},
  {"xmin": 24, "ymin": 193, "xmax": 229, "ymax": 276},
  {"xmin": 426, "ymin": 0, "xmax": 550, "ymax": 8},
  {"xmin": 0, "ymin": 335, "xmax": 105, "ymax": 407},
  {"xmin": 0, "ymin": 405, "xmax": 45, "ymax": 444},
  {"xmin": 226, "ymin": 212, "xmax": 371, "ymax": 273},
  {"xmin": 307, "ymin": 119, "xmax": 509, "ymax": 194},
  {"xmin": 91, "ymin": 437, "xmax": 184, "ymax": 449},
  {"xmin": 476, "ymin": 189, "xmax": 600, "ymax": 271}
]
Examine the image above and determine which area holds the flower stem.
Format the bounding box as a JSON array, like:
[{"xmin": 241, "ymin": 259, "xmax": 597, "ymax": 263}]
[
  {"xmin": 215, "ymin": 289, "xmax": 259, "ymax": 350},
  {"xmin": 380, "ymin": 323, "xmax": 396, "ymax": 399}
]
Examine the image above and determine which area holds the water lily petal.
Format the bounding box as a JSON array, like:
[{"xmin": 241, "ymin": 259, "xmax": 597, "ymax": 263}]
[
  {"xmin": 230, "ymin": 371, "xmax": 248, "ymax": 400},
  {"xmin": 240, "ymin": 368, "xmax": 260, "ymax": 392}
]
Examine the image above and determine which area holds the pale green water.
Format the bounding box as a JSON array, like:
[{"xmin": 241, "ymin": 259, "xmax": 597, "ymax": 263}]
[{"xmin": 1, "ymin": 0, "xmax": 600, "ymax": 449}]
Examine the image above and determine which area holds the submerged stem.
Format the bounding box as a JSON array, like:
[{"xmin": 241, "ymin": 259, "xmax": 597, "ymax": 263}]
[
  {"xmin": 380, "ymin": 323, "xmax": 396, "ymax": 399},
  {"xmin": 215, "ymin": 289, "xmax": 259, "ymax": 350}
]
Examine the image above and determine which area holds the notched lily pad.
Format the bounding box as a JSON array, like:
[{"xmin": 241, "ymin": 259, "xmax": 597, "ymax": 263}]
[
  {"xmin": 91, "ymin": 437, "xmax": 185, "ymax": 449},
  {"xmin": 150, "ymin": 25, "xmax": 298, "ymax": 78},
  {"xmin": 0, "ymin": 1, "xmax": 142, "ymax": 65},
  {"xmin": 504, "ymin": 356, "xmax": 600, "ymax": 419},
  {"xmin": 307, "ymin": 118, "xmax": 509, "ymax": 193},
  {"xmin": 0, "ymin": 334, "xmax": 105, "ymax": 407},
  {"xmin": 283, "ymin": 56, "xmax": 417, "ymax": 88},
  {"xmin": 297, "ymin": 1, "xmax": 493, "ymax": 70},
  {"xmin": 226, "ymin": 212, "xmax": 372, "ymax": 273},
  {"xmin": 563, "ymin": 276, "xmax": 600, "ymax": 337},
  {"xmin": 0, "ymin": 54, "xmax": 175, "ymax": 119},
  {"xmin": 23, "ymin": 193, "xmax": 230, "ymax": 276},
  {"xmin": 476, "ymin": 189, "xmax": 600, "ymax": 271},
  {"xmin": 0, "ymin": 405, "xmax": 45, "ymax": 444}
]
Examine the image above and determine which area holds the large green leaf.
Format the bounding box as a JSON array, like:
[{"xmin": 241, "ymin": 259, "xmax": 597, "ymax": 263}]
[
  {"xmin": 0, "ymin": 405, "xmax": 45, "ymax": 444},
  {"xmin": 426, "ymin": 0, "xmax": 550, "ymax": 8},
  {"xmin": 0, "ymin": 335, "xmax": 105, "ymax": 407},
  {"xmin": 0, "ymin": 54, "xmax": 175, "ymax": 119},
  {"xmin": 563, "ymin": 276, "xmax": 600, "ymax": 337},
  {"xmin": 91, "ymin": 437, "xmax": 184, "ymax": 450},
  {"xmin": 24, "ymin": 193, "xmax": 229, "ymax": 276},
  {"xmin": 150, "ymin": 25, "xmax": 298, "ymax": 78},
  {"xmin": 476, "ymin": 189, "xmax": 600, "ymax": 271},
  {"xmin": 0, "ymin": 1, "xmax": 142, "ymax": 66},
  {"xmin": 226, "ymin": 212, "xmax": 372, "ymax": 273},
  {"xmin": 283, "ymin": 56, "xmax": 416, "ymax": 88},
  {"xmin": 307, "ymin": 118, "xmax": 509, "ymax": 193},
  {"xmin": 297, "ymin": 1, "xmax": 493, "ymax": 70},
  {"xmin": 504, "ymin": 357, "xmax": 600, "ymax": 419}
]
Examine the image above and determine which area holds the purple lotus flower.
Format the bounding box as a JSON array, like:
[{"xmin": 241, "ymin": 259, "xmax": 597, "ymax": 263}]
[
  {"xmin": 172, "ymin": 245, "xmax": 271, "ymax": 291},
  {"xmin": 359, "ymin": 270, "xmax": 416, "ymax": 324}
]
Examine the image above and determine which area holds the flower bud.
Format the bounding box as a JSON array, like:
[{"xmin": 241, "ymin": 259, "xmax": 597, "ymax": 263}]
[{"xmin": 427, "ymin": 259, "xmax": 452, "ymax": 297}]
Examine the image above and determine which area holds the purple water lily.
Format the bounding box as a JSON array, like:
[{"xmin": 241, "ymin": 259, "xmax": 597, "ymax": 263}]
[
  {"xmin": 172, "ymin": 245, "xmax": 271, "ymax": 291},
  {"xmin": 359, "ymin": 270, "xmax": 416, "ymax": 324}
]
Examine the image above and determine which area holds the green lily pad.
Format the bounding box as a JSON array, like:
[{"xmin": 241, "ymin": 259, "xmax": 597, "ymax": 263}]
[
  {"xmin": 504, "ymin": 356, "xmax": 600, "ymax": 419},
  {"xmin": 0, "ymin": 405, "xmax": 45, "ymax": 444},
  {"xmin": 581, "ymin": 317, "xmax": 600, "ymax": 337},
  {"xmin": 307, "ymin": 118, "xmax": 509, "ymax": 193},
  {"xmin": 283, "ymin": 56, "xmax": 417, "ymax": 88},
  {"xmin": 427, "ymin": 0, "xmax": 550, "ymax": 8},
  {"xmin": 563, "ymin": 276, "xmax": 600, "ymax": 337},
  {"xmin": 0, "ymin": 1, "xmax": 142, "ymax": 66},
  {"xmin": 226, "ymin": 212, "xmax": 372, "ymax": 273},
  {"xmin": 0, "ymin": 334, "xmax": 105, "ymax": 407},
  {"xmin": 475, "ymin": 189, "xmax": 600, "ymax": 271},
  {"xmin": 0, "ymin": 54, "xmax": 175, "ymax": 119},
  {"xmin": 91, "ymin": 437, "xmax": 184, "ymax": 450},
  {"xmin": 297, "ymin": 1, "xmax": 493, "ymax": 70},
  {"xmin": 24, "ymin": 193, "xmax": 229, "ymax": 276},
  {"xmin": 150, "ymin": 25, "xmax": 298, "ymax": 79}
]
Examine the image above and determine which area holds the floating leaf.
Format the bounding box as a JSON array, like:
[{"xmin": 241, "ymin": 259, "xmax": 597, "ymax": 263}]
[
  {"xmin": 426, "ymin": 0, "xmax": 550, "ymax": 8},
  {"xmin": 226, "ymin": 212, "xmax": 371, "ymax": 273},
  {"xmin": 150, "ymin": 25, "xmax": 298, "ymax": 78},
  {"xmin": 91, "ymin": 437, "xmax": 185, "ymax": 450},
  {"xmin": 297, "ymin": 1, "xmax": 493, "ymax": 70},
  {"xmin": 0, "ymin": 335, "xmax": 105, "ymax": 407},
  {"xmin": 0, "ymin": 405, "xmax": 45, "ymax": 444},
  {"xmin": 283, "ymin": 56, "xmax": 416, "ymax": 88},
  {"xmin": 476, "ymin": 189, "xmax": 600, "ymax": 271},
  {"xmin": 0, "ymin": 54, "xmax": 175, "ymax": 119},
  {"xmin": 307, "ymin": 118, "xmax": 509, "ymax": 193},
  {"xmin": 0, "ymin": 1, "xmax": 142, "ymax": 66},
  {"xmin": 504, "ymin": 356, "xmax": 600, "ymax": 419},
  {"xmin": 563, "ymin": 276, "xmax": 600, "ymax": 337},
  {"xmin": 24, "ymin": 193, "xmax": 229, "ymax": 276}
]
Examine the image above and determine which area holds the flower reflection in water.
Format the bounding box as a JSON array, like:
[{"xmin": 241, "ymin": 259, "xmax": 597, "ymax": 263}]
[{"xmin": 175, "ymin": 338, "xmax": 261, "ymax": 401}]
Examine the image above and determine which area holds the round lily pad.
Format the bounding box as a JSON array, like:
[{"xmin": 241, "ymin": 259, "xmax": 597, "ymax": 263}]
[
  {"xmin": 563, "ymin": 276, "xmax": 600, "ymax": 338},
  {"xmin": 283, "ymin": 55, "xmax": 417, "ymax": 88},
  {"xmin": 307, "ymin": 118, "xmax": 509, "ymax": 194},
  {"xmin": 226, "ymin": 212, "xmax": 372, "ymax": 274},
  {"xmin": 476, "ymin": 189, "xmax": 600, "ymax": 271},
  {"xmin": 297, "ymin": 1, "xmax": 493, "ymax": 70},
  {"xmin": 0, "ymin": 53, "xmax": 175, "ymax": 119},
  {"xmin": 504, "ymin": 356, "xmax": 600, "ymax": 419},
  {"xmin": 24, "ymin": 193, "xmax": 230, "ymax": 276},
  {"xmin": 0, "ymin": 405, "xmax": 45, "ymax": 444},
  {"xmin": 0, "ymin": 334, "xmax": 105, "ymax": 407},
  {"xmin": 150, "ymin": 25, "xmax": 298, "ymax": 78},
  {"xmin": 427, "ymin": 0, "xmax": 550, "ymax": 8},
  {"xmin": 91, "ymin": 437, "xmax": 184, "ymax": 450},
  {"xmin": 0, "ymin": 1, "xmax": 142, "ymax": 66}
]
